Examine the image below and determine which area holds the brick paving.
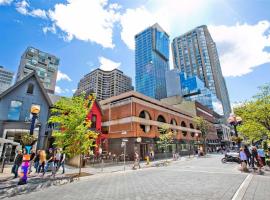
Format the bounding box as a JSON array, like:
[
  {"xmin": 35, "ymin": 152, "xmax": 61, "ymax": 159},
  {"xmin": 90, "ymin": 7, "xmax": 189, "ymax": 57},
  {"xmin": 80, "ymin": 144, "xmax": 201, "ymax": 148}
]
[{"xmin": 2, "ymin": 155, "xmax": 270, "ymax": 200}]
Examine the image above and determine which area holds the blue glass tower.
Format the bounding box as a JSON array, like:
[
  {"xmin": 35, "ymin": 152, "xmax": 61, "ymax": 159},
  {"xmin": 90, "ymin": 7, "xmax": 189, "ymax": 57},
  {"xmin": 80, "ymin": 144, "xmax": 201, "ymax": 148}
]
[
  {"xmin": 172, "ymin": 25, "xmax": 231, "ymax": 118},
  {"xmin": 135, "ymin": 23, "xmax": 169, "ymax": 100}
]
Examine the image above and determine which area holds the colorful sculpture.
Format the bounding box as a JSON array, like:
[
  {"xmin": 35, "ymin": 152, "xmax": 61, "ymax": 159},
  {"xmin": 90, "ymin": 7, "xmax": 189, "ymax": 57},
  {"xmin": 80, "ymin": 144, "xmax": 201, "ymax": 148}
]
[{"xmin": 18, "ymin": 105, "xmax": 40, "ymax": 185}]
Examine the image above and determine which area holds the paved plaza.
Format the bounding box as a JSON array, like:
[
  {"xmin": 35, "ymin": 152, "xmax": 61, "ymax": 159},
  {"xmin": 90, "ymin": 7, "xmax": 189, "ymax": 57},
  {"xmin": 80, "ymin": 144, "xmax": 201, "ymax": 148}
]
[{"xmin": 5, "ymin": 155, "xmax": 270, "ymax": 200}]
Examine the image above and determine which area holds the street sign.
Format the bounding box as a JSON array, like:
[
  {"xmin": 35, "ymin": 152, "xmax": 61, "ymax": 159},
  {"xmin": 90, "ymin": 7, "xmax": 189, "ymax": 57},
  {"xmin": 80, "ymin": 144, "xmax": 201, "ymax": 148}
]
[{"xmin": 122, "ymin": 138, "xmax": 128, "ymax": 142}]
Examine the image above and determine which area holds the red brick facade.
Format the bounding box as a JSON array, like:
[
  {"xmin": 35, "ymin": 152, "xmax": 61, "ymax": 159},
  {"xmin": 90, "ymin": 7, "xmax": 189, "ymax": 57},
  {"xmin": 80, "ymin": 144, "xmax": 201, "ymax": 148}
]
[{"xmin": 100, "ymin": 91, "xmax": 204, "ymax": 159}]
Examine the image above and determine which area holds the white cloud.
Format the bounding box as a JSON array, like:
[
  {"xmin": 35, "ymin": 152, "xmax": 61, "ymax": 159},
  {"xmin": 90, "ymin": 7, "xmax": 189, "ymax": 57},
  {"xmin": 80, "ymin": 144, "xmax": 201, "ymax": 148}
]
[
  {"xmin": 30, "ymin": 8, "xmax": 47, "ymax": 19},
  {"xmin": 55, "ymin": 86, "xmax": 63, "ymax": 94},
  {"xmin": 15, "ymin": 0, "xmax": 47, "ymax": 19},
  {"xmin": 55, "ymin": 86, "xmax": 69, "ymax": 94},
  {"xmin": 71, "ymin": 89, "xmax": 76, "ymax": 93},
  {"xmin": 120, "ymin": 7, "xmax": 156, "ymax": 50},
  {"xmin": 119, "ymin": 0, "xmax": 207, "ymax": 50},
  {"xmin": 0, "ymin": 0, "xmax": 13, "ymax": 5},
  {"xmin": 209, "ymin": 21, "xmax": 270, "ymax": 77},
  {"xmin": 231, "ymin": 101, "xmax": 244, "ymax": 110},
  {"xmin": 43, "ymin": 24, "xmax": 56, "ymax": 34},
  {"xmin": 57, "ymin": 70, "xmax": 72, "ymax": 82},
  {"xmin": 48, "ymin": 0, "xmax": 121, "ymax": 48},
  {"xmin": 15, "ymin": 0, "xmax": 29, "ymax": 15},
  {"xmin": 99, "ymin": 56, "xmax": 120, "ymax": 71}
]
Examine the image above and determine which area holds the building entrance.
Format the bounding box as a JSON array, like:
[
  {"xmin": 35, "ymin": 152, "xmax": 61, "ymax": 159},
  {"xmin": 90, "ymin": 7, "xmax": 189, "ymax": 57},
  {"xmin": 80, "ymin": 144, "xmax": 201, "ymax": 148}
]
[{"xmin": 140, "ymin": 143, "xmax": 148, "ymax": 160}]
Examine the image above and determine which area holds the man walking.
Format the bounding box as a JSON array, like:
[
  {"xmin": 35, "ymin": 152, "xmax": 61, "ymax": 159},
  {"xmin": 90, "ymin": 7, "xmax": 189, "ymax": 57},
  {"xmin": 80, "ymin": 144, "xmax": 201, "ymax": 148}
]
[
  {"xmin": 11, "ymin": 150, "xmax": 23, "ymax": 178},
  {"xmin": 244, "ymin": 145, "xmax": 251, "ymax": 167},
  {"xmin": 132, "ymin": 151, "xmax": 141, "ymax": 170},
  {"xmin": 44, "ymin": 148, "xmax": 56, "ymax": 176}
]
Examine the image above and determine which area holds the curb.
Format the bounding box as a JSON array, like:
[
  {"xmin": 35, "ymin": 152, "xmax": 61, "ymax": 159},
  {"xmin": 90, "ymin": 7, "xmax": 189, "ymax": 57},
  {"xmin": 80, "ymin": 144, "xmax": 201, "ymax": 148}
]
[{"xmin": 0, "ymin": 176, "xmax": 78, "ymax": 199}]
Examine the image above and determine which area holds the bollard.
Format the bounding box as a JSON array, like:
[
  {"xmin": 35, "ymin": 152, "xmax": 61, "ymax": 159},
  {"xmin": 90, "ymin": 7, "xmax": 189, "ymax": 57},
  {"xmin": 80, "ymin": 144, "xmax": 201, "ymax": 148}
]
[
  {"xmin": 146, "ymin": 156, "xmax": 150, "ymax": 165},
  {"xmin": 101, "ymin": 159, "xmax": 104, "ymax": 172}
]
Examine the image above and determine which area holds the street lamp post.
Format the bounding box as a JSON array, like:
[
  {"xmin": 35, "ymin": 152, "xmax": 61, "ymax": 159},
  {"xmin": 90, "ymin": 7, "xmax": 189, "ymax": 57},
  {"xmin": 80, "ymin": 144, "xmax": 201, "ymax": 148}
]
[
  {"xmin": 195, "ymin": 133, "xmax": 199, "ymax": 155},
  {"xmin": 227, "ymin": 114, "xmax": 242, "ymax": 148},
  {"xmin": 121, "ymin": 131, "xmax": 127, "ymax": 171},
  {"xmin": 227, "ymin": 114, "xmax": 242, "ymax": 137},
  {"xmin": 19, "ymin": 105, "xmax": 40, "ymax": 185}
]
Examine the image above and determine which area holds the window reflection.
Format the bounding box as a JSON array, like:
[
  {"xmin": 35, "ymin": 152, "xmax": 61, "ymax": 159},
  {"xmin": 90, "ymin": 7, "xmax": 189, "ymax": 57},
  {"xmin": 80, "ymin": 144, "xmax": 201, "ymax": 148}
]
[{"xmin": 8, "ymin": 101, "xmax": 22, "ymax": 120}]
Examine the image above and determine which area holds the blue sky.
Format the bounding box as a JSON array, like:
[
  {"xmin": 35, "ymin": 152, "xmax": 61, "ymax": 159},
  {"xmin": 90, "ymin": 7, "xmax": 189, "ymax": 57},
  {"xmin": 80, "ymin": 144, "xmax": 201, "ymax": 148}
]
[{"xmin": 0, "ymin": 0, "xmax": 270, "ymax": 107}]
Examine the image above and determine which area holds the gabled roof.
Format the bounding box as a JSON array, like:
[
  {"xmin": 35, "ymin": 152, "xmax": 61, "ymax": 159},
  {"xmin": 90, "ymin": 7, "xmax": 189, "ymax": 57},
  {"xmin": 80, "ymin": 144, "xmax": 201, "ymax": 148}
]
[
  {"xmin": 94, "ymin": 100, "xmax": 104, "ymax": 115},
  {"xmin": 0, "ymin": 71, "xmax": 53, "ymax": 106}
]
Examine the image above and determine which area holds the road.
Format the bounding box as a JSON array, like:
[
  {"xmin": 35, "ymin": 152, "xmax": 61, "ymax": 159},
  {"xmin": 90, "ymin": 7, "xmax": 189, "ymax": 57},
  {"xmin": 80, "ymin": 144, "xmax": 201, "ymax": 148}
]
[{"xmin": 9, "ymin": 155, "xmax": 270, "ymax": 200}]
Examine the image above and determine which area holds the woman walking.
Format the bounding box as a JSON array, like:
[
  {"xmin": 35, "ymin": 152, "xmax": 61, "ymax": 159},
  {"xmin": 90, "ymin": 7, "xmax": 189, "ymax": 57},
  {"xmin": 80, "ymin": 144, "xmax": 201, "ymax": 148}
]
[
  {"xmin": 34, "ymin": 150, "xmax": 40, "ymax": 173},
  {"xmin": 239, "ymin": 148, "xmax": 248, "ymax": 172},
  {"xmin": 38, "ymin": 150, "xmax": 46, "ymax": 176}
]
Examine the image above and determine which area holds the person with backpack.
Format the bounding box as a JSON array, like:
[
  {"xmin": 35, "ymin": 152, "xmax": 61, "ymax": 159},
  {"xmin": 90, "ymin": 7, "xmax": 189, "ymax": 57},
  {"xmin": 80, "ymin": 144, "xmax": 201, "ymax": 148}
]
[{"xmin": 257, "ymin": 146, "xmax": 266, "ymax": 167}]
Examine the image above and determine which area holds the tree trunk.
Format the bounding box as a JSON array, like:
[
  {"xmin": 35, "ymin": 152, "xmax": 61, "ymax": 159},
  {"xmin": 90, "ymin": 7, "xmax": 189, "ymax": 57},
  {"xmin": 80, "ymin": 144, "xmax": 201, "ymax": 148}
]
[
  {"xmin": 204, "ymin": 138, "xmax": 207, "ymax": 155},
  {"xmin": 79, "ymin": 154, "xmax": 82, "ymax": 176}
]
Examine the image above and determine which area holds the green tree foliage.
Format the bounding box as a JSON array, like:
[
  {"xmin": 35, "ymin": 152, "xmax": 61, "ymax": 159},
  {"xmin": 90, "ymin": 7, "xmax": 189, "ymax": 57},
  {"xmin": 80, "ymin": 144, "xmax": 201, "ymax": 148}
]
[
  {"xmin": 194, "ymin": 116, "xmax": 210, "ymax": 154},
  {"xmin": 234, "ymin": 83, "xmax": 270, "ymax": 142},
  {"xmin": 157, "ymin": 125, "xmax": 175, "ymax": 159},
  {"xmin": 48, "ymin": 93, "xmax": 98, "ymax": 175}
]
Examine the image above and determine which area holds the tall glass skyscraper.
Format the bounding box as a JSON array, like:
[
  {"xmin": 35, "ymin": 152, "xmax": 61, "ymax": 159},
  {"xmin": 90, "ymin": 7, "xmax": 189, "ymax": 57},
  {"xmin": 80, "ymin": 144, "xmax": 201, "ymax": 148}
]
[
  {"xmin": 172, "ymin": 25, "xmax": 231, "ymax": 117},
  {"xmin": 135, "ymin": 23, "xmax": 169, "ymax": 100}
]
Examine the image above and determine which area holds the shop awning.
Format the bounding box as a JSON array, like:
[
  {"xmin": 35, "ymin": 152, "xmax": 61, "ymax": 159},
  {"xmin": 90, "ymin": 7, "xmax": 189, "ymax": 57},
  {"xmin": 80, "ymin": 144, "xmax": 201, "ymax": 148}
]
[{"xmin": 0, "ymin": 138, "xmax": 21, "ymax": 146}]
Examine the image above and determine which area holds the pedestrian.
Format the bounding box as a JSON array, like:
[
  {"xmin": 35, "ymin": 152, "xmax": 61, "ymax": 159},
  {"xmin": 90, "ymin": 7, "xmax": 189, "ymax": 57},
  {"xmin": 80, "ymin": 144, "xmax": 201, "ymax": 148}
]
[
  {"xmin": 251, "ymin": 146, "xmax": 263, "ymax": 173},
  {"xmin": 257, "ymin": 146, "xmax": 266, "ymax": 166},
  {"xmin": 34, "ymin": 150, "xmax": 40, "ymax": 173},
  {"xmin": 55, "ymin": 148, "xmax": 66, "ymax": 174},
  {"xmin": 150, "ymin": 150, "xmax": 155, "ymax": 161},
  {"xmin": 28, "ymin": 149, "xmax": 36, "ymax": 174},
  {"xmin": 132, "ymin": 151, "xmax": 141, "ymax": 170},
  {"xmin": 239, "ymin": 148, "xmax": 248, "ymax": 172},
  {"xmin": 55, "ymin": 148, "xmax": 61, "ymax": 171},
  {"xmin": 244, "ymin": 145, "xmax": 251, "ymax": 167},
  {"xmin": 59, "ymin": 149, "xmax": 66, "ymax": 174},
  {"xmin": 11, "ymin": 150, "xmax": 23, "ymax": 178},
  {"xmin": 38, "ymin": 150, "xmax": 46, "ymax": 176},
  {"xmin": 44, "ymin": 148, "xmax": 56, "ymax": 176}
]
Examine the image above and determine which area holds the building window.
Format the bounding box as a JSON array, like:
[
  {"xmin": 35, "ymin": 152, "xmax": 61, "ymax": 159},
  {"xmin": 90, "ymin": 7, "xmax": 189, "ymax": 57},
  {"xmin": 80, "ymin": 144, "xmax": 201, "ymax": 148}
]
[
  {"xmin": 190, "ymin": 123, "xmax": 195, "ymax": 137},
  {"xmin": 91, "ymin": 114, "xmax": 97, "ymax": 129},
  {"xmin": 27, "ymin": 83, "xmax": 34, "ymax": 94},
  {"xmin": 170, "ymin": 119, "xmax": 177, "ymax": 134},
  {"xmin": 139, "ymin": 110, "xmax": 151, "ymax": 133},
  {"xmin": 157, "ymin": 115, "xmax": 166, "ymax": 123},
  {"xmin": 8, "ymin": 101, "xmax": 22, "ymax": 121},
  {"xmin": 181, "ymin": 121, "xmax": 187, "ymax": 136}
]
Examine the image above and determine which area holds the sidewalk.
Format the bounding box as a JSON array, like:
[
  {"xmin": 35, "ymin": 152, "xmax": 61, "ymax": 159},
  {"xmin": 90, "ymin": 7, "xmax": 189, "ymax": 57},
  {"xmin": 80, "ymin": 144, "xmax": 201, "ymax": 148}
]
[
  {"xmin": 0, "ymin": 155, "xmax": 197, "ymax": 198},
  {"xmin": 0, "ymin": 155, "xmax": 196, "ymax": 181}
]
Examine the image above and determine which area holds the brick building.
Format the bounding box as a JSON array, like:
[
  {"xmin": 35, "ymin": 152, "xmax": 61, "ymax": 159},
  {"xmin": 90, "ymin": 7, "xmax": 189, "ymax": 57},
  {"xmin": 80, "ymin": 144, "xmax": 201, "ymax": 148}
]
[
  {"xmin": 100, "ymin": 91, "xmax": 202, "ymax": 160},
  {"xmin": 161, "ymin": 95, "xmax": 223, "ymax": 151}
]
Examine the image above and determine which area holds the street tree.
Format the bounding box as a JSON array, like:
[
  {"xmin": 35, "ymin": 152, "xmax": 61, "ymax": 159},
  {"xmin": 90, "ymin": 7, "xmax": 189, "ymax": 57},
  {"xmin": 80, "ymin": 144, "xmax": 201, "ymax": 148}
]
[
  {"xmin": 194, "ymin": 116, "xmax": 210, "ymax": 154},
  {"xmin": 48, "ymin": 93, "xmax": 98, "ymax": 175},
  {"xmin": 157, "ymin": 125, "xmax": 175, "ymax": 160},
  {"xmin": 234, "ymin": 83, "xmax": 270, "ymax": 143}
]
